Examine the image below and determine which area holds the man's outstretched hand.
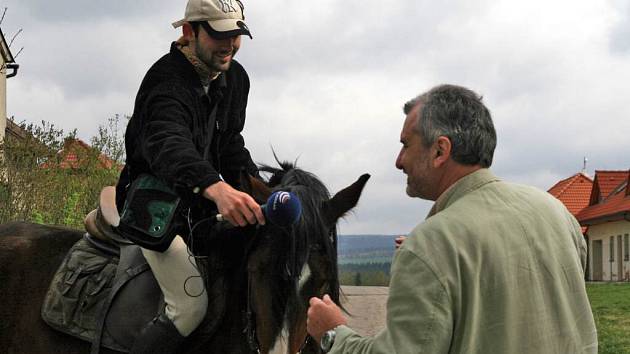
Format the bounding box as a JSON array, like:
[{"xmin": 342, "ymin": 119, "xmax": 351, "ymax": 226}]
[
  {"xmin": 203, "ymin": 181, "xmax": 265, "ymax": 227},
  {"xmin": 307, "ymin": 294, "xmax": 348, "ymax": 344}
]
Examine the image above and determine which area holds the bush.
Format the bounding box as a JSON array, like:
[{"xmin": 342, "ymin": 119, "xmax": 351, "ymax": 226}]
[{"xmin": 0, "ymin": 116, "xmax": 126, "ymax": 229}]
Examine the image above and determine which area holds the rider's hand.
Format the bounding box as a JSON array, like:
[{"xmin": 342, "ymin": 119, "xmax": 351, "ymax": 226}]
[{"xmin": 203, "ymin": 181, "xmax": 266, "ymax": 227}]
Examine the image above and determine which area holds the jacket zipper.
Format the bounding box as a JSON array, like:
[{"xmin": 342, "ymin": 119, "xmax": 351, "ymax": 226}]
[{"xmin": 214, "ymin": 119, "xmax": 222, "ymax": 169}]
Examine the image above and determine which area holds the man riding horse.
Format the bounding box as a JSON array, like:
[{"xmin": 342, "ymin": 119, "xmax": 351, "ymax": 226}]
[{"xmin": 116, "ymin": 0, "xmax": 263, "ymax": 352}]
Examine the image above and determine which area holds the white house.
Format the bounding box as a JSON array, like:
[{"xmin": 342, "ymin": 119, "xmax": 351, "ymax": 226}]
[{"xmin": 577, "ymin": 170, "xmax": 630, "ymax": 281}]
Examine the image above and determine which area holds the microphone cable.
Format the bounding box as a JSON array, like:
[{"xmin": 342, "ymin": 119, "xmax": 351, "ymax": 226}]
[{"xmin": 182, "ymin": 207, "xmax": 212, "ymax": 298}]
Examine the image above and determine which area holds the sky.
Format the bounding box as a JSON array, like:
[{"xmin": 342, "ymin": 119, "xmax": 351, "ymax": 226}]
[{"xmin": 2, "ymin": 0, "xmax": 629, "ymax": 235}]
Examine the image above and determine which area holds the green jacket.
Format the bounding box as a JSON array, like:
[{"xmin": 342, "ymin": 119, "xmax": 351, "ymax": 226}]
[{"xmin": 332, "ymin": 169, "xmax": 597, "ymax": 353}]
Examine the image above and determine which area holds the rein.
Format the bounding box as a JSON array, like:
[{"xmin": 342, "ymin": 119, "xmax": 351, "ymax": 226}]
[
  {"xmin": 243, "ymin": 224, "xmax": 262, "ymax": 354},
  {"xmin": 245, "ymin": 268, "xmax": 260, "ymax": 353}
]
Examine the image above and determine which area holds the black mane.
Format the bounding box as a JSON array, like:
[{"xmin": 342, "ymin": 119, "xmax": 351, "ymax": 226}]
[{"xmin": 258, "ymin": 161, "xmax": 340, "ymax": 338}]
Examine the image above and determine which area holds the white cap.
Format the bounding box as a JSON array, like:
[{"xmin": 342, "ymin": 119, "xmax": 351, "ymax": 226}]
[{"xmin": 172, "ymin": 0, "xmax": 252, "ymax": 39}]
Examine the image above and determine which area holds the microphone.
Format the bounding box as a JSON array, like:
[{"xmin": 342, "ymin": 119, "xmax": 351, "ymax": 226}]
[
  {"xmin": 216, "ymin": 191, "xmax": 302, "ymax": 227},
  {"xmin": 263, "ymin": 191, "xmax": 302, "ymax": 226}
]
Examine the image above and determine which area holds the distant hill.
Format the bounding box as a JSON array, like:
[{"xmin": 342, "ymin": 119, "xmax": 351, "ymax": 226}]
[
  {"xmin": 338, "ymin": 235, "xmax": 397, "ymax": 265},
  {"xmin": 338, "ymin": 235, "xmax": 396, "ymax": 285}
]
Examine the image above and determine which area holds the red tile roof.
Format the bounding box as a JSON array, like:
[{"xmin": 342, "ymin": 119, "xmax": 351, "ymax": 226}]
[
  {"xmin": 41, "ymin": 138, "xmax": 119, "ymax": 170},
  {"xmin": 548, "ymin": 173, "xmax": 593, "ymax": 216},
  {"xmin": 577, "ymin": 170, "xmax": 630, "ymax": 225},
  {"xmin": 589, "ymin": 170, "xmax": 629, "ymax": 205}
]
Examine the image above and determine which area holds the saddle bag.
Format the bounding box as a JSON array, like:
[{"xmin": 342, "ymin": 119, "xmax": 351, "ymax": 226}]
[
  {"xmin": 41, "ymin": 236, "xmax": 119, "ymax": 346},
  {"xmin": 117, "ymin": 174, "xmax": 181, "ymax": 252},
  {"xmin": 41, "ymin": 235, "xmax": 162, "ymax": 353}
]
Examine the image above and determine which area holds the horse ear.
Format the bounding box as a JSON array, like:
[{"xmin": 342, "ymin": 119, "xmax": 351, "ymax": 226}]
[
  {"xmin": 322, "ymin": 174, "xmax": 370, "ymax": 226},
  {"xmin": 240, "ymin": 171, "xmax": 272, "ymax": 204}
]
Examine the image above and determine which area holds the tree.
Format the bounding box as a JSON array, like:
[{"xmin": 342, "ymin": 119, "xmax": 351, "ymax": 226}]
[
  {"xmin": 354, "ymin": 272, "xmax": 362, "ymax": 286},
  {"xmin": 0, "ymin": 116, "xmax": 125, "ymax": 228}
]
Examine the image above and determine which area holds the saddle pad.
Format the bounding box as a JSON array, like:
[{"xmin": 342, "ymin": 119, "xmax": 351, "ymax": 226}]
[
  {"xmin": 41, "ymin": 236, "xmax": 121, "ymax": 348},
  {"xmin": 41, "ymin": 232, "xmax": 241, "ymax": 352},
  {"xmin": 41, "ymin": 236, "xmax": 162, "ymax": 353}
]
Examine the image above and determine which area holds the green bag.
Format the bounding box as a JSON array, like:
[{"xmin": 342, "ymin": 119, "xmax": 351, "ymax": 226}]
[{"xmin": 117, "ymin": 174, "xmax": 181, "ymax": 252}]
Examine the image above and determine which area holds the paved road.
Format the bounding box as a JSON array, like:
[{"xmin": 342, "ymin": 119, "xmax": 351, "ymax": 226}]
[{"xmin": 340, "ymin": 286, "xmax": 388, "ymax": 337}]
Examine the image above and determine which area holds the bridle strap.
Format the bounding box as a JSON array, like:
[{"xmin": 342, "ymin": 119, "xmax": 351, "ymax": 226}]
[
  {"xmin": 298, "ymin": 335, "xmax": 312, "ymax": 353},
  {"xmin": 245, "ymin": 271, "xmax": 261, "ymax": 353},
  {"xmin": 244, "ymin": 226, "xmax": 261, "ymax": 354}
]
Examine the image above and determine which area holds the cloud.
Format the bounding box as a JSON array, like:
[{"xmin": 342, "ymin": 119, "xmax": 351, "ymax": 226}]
[
  {"xmin": 3, "ymin": 0, "xmax": 629, "ymax": 234},
  {"xmin": 609, "ymin": 1, "xmax": 630, "ymax": 55},
  {"xmin": 12, "ymin": 0, "xmax": 178, "ymax": 24}
]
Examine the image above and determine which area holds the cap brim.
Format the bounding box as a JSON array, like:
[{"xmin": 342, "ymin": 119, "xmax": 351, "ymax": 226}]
[
  {"xmin": 206, "ymin": 19, "xmax": 252, "ymax": 39},
  {"xmin": 172, "ymin": 18, "xmax": 186, "ymax": 28},
  {"xmin": 171, "ymin": 18, "xmax": 252, "ymax": 39},
  {"xmin": 172, "ymin": 18, "xmax": 253, "ymax": 39}
]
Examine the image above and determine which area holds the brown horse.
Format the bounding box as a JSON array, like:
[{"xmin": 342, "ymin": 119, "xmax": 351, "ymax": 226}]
[{"xmin": 0, "ymin": 161, "xmax": 370, "ymax": 354}]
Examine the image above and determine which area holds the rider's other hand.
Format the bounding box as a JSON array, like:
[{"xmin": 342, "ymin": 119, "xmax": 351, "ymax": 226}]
[{"xmin": 203, "ymin": 181, "xmax": 266, "ymax": 227}]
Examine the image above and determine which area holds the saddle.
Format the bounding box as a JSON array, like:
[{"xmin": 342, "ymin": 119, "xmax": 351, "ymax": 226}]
[{"xmin": 41, "ymin": 187, "xmax": 233, "ymax": 353}]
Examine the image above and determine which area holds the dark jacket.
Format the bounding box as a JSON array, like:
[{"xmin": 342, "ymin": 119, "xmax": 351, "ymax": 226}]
[{"xmin": 116, "ymin": 43, "xmax": 258, "ymax": 219}]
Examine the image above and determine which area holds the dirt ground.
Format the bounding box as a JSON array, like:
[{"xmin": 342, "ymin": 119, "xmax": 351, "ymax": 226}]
[{"xmin": 339, "ymin": 286, "xmax": 389, "ymax": 337}]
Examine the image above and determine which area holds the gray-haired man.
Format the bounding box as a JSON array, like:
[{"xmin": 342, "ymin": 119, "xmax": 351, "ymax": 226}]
[{"xmin": 307, "ymin": 84, "xmax": 597, "ymax": 353}]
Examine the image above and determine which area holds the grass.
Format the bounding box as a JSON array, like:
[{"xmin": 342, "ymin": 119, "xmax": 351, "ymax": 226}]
[{"xmin": 587, "ymin": 282, "xmax": 630, "ymax": 354}]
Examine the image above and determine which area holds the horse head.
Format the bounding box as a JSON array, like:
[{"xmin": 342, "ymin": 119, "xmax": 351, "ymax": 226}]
[{"xmin": 239, "ymin": 161, "xmax": 370, "ymax": 353}]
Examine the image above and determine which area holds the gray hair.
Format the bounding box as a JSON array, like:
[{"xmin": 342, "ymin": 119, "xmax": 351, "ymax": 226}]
[{"xmin": 403, "ymin": 84, "xmax": 496, "ymax": 168}]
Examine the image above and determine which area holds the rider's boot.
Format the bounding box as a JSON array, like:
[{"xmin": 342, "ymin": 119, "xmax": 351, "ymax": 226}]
[{"xmin": 130, "ymin": 313, "xmax": 185, "ymax": 354}]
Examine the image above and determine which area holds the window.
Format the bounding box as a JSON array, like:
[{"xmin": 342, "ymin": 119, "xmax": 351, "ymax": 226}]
[
  {"xmin": 625, "ymin": 234, "xmax": 629, "ymax": 261},
  {"xmin": 610, "ymin": 236, "xmax": 614, "ymax": 262}
]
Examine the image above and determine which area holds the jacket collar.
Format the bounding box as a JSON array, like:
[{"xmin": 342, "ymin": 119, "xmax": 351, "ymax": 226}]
[
  {"xmin": 427, "ymin": 168, "xmax": 500, "ymax": 218},
  {"xmin": 169, "ymin": 42, "xmax": 227, "ymax": 98}
]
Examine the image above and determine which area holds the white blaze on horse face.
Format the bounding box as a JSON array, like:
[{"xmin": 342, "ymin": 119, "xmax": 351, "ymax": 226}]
[
  {"xmin": 268, "ymin": 325, "xmax": 289, "ymax": 354},
  {"xmin": 268, "ymin": 263, "xmax": 312, "ymax": 354},
  {"xmin": 298, "ymin": 263, "xmax": 311, "ymax": 289}
]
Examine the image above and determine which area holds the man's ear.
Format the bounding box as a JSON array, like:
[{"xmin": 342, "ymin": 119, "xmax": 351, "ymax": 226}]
[
  {"xmin": 182, "ymin": 22, "xmax": 195, "ymax": 42},
  {"xmin": 433, "ymin": 136, "xmax": 451, "ymax": 167}
]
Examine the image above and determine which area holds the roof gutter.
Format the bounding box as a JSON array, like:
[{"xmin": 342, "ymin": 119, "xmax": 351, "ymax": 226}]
[
  {"xmin": 580, "ymin": 211, "xmax": 625, "ymax": 226},
  {"xmin": 580, "ymin": 210, "xmax": 630, "ymax": 226},
  {"xmin": 6, "ymin": 62, "xmax": 19, "ymax": 78}
]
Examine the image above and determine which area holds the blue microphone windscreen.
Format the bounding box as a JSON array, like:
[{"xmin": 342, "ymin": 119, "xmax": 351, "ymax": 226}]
[{"xmin": 264, "ymin": 191, "xmax": 302, "ymax": 226}]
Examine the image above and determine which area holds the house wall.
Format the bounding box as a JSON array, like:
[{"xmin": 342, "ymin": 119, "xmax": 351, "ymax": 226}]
[{"xmin": 587, "ymin": 220, "xmax": 630, "ymax": 281}]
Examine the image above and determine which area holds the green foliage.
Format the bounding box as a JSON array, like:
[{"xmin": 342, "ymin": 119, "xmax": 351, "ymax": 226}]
[
  {"xmin": 90, "ymin": 114, "xmax": 126, "ymax": 164},
  {"xmin": 339, "ymin": 262, "xmax": 391, "ymax": 286},
  {"xmin": 354, "ymin": 272, "xmax": 362, "ymax": 286},
  {"xmin": 587, "ymin": 282, "xmax": 630, "ymax": 354},
  {"xmin": 0, "ymin": 116, "xmax": 126, "ymax": 229}
]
